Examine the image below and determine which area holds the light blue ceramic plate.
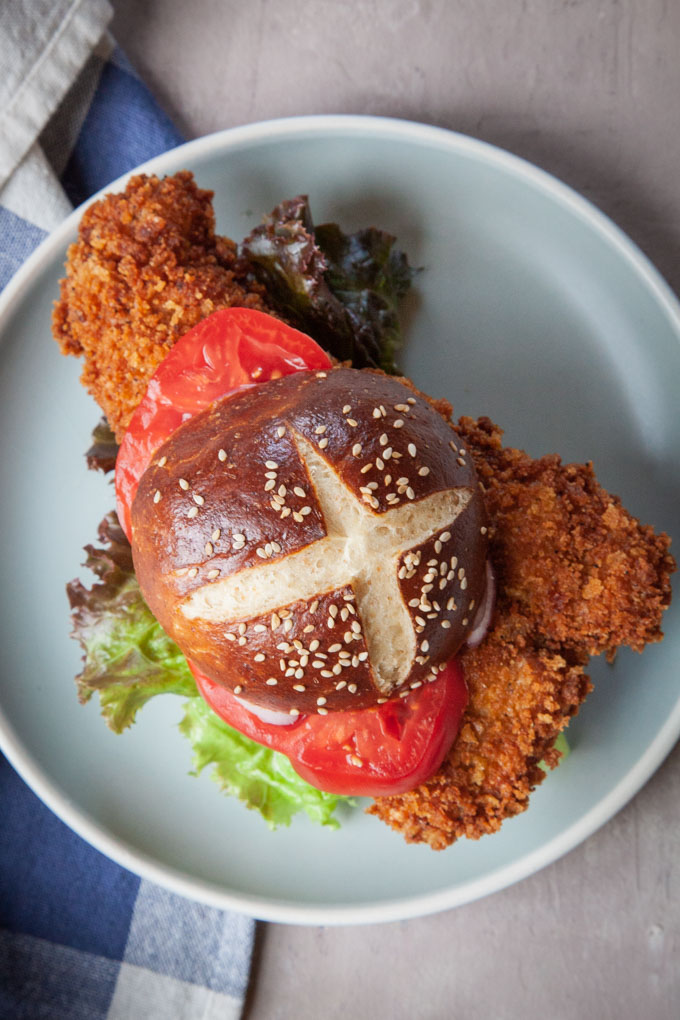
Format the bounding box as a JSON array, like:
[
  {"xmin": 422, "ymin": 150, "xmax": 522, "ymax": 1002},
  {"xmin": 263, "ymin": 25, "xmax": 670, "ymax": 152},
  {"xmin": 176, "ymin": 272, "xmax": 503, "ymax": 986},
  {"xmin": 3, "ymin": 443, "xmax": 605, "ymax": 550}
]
[{"xmin": 0, "ymin": 116, "xmax": 678, "ymax": 925}]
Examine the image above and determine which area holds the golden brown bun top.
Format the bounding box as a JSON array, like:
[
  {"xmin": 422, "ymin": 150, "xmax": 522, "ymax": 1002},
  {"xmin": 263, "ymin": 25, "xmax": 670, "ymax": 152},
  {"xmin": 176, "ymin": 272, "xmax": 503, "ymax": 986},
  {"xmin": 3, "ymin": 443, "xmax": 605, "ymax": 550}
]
[{"xmin": 131, "ymin": 367, "xmax": 488, "ymax": 715}]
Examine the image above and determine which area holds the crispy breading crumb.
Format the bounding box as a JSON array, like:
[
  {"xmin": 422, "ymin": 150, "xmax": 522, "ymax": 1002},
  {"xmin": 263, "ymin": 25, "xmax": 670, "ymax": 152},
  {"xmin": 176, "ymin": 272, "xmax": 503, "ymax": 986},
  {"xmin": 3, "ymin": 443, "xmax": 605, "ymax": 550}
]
[
  {"xmin": 52, "ymin": 171, "xmax": 271, "ymax": 441},
  {"xmin": 368, "ymin": 416, "xmax": 674, "ymax": 848}
]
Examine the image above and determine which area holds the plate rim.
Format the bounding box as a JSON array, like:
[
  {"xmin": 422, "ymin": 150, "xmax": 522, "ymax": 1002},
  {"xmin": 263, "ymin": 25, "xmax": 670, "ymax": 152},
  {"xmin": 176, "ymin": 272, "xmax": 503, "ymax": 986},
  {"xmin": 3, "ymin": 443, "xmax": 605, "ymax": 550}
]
[{"xmin": 1, "ymin": 113, "xmax": 679, "ymax": 925}]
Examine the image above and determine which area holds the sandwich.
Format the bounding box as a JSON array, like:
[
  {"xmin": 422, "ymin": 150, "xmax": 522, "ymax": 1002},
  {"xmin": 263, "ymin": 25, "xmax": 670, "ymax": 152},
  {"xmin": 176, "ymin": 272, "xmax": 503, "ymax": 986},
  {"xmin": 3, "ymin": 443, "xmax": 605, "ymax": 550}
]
[{"xmin": 54, "ymin": 171, "xmax": 675, "ymax": 848}]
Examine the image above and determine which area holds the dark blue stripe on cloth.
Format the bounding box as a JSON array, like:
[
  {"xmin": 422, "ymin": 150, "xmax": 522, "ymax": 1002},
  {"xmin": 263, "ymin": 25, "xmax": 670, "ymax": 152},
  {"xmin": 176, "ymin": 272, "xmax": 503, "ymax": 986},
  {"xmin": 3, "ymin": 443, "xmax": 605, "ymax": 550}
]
[
  {"xmin": 0, "ymin": 208, "xmax": 47, "ymax": 290},
  {"xmin": 0, "ymin": 930, "xmax": 120, "ymax": 1020},
  {"xmin": 0, "ymin": 755, "xmax": 140, "ymax": 959},
  {"xmin": 61, "ymin": 58, "xmax": 184, "ymax": 207}
]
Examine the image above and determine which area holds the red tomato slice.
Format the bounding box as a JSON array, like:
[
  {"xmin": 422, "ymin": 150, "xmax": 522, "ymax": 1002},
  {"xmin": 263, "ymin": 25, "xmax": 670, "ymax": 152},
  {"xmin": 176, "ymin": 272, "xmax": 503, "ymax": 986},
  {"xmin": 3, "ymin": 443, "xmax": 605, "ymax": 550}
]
[
  {"xmin": 191, "ymin": 660, "xmax": 468, "ymax": 797},
  {"xmin": 115, "ymin": 305, "xmax": 466, "ymax": 797},
  {"xmin": 115, "ymin": 307, "xmax": 332, "ymax": 539}
]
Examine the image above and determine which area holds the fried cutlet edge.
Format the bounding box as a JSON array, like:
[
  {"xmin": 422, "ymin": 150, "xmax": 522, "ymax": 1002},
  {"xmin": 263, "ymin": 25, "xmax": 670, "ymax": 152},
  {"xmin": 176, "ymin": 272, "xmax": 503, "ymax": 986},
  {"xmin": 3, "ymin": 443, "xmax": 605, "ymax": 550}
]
[{"xmin": 52, "ymin": 171, "xmax": 271, "ymax": 442}]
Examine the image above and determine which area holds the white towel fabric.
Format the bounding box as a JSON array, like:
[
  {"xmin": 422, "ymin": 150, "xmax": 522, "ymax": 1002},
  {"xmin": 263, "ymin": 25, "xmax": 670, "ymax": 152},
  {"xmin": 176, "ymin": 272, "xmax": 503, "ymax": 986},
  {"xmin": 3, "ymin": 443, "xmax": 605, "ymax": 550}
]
[{"xmin": 0, "ymin": 0, "xmax": 112, "ymax": 229}]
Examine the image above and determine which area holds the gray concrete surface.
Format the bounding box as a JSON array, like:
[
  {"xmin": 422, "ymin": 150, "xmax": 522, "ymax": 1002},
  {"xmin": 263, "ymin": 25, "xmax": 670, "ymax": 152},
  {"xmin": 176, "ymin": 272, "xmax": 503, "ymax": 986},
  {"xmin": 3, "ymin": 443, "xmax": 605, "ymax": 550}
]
[{"xmin": 110, "ymin": 2, "xmax": 680, "ymax": 1017}]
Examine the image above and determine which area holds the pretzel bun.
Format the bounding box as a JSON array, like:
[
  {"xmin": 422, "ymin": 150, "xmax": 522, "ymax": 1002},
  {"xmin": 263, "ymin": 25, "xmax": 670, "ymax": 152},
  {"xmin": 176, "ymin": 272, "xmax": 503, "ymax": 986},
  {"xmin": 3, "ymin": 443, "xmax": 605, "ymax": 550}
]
[{"xmin": 131, "ymin": 367, "xmax": 489, "ymax": 716}]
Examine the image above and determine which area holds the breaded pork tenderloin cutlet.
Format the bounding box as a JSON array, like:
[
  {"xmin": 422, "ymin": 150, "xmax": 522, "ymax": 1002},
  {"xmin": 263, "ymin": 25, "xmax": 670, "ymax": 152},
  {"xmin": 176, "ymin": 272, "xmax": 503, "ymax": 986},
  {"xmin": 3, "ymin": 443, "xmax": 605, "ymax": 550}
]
[
  {"xmin": 53, "ymin": 171, "xmax": 271, "ymax": 441},
  {"xmin": 369, "ymin": 417, "xmax": 674, "ymax": 849}
]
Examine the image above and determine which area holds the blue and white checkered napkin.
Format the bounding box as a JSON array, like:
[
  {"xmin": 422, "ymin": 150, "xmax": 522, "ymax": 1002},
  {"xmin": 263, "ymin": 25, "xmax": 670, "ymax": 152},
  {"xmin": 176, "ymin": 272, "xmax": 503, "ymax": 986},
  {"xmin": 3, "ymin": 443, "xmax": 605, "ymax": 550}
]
[{"xmin": 0, "ymin": 3, "xmax": 256, "ymax": 1016}]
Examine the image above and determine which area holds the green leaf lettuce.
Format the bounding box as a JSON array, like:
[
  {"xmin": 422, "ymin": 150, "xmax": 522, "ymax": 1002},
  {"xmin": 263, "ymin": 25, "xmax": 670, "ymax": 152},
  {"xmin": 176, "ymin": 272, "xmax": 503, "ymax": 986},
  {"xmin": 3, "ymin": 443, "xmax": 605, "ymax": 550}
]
[{"xmin": 180, "ymin": 698, "xmax": 347, "ymax": 829}]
